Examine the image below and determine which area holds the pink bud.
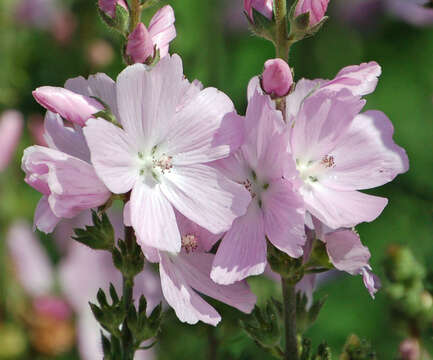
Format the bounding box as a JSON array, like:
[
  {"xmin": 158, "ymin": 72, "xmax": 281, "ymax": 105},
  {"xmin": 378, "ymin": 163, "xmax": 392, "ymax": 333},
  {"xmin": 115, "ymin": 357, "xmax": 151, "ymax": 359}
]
[
  {"xmin": 33, "ymin": 296, "xmax": 72, "ymax": 321},
  {"xmin": 33, "ymin": 86, "xmax": 104, "ymax": 126},
  {"xmin": 98, "ymin": 0, "xmax": 128, "ymax": 18},
  {"xmin": 262, "ymin": 59, "xmax": 293, "ymax": 97},
  {"xmin": 399, "ymin": 339, "xmax": 420, "ymax": 360},
  {"xmin": 0, "ymin": 110, "xmax": 23, "ymax": 172},
  {"xmin": 126, "ymin": 23, "xmax": 155, "ymax": 64},
  {"xmin": 244, "ymin": 0, "xmax": 273, "ymax": 21},
  {"xmin": 148, "ymin": 5, "xmax": 176, "ymax": 59},
  {"xmin": 295, "ymin": 0, "xmax": 330, "ymax": 26}
]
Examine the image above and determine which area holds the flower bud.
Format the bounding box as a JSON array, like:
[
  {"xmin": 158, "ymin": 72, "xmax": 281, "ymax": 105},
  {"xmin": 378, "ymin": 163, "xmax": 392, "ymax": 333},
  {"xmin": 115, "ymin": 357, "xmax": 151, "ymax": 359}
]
[
  {"xmin": 33, "ymin": 86, "xmax": 104, "ymax": 126},
  {"xmin": 295, "ymin": 0, "xmax": 330, "ymax": 26},
  {"xmin": 244, "ymin": 0, "xmax": 273, "ymax": 21},
  {"xmin": 126, "ymin": 23, "xmax": 155, "ymax": 64},
  {"xmin": 98, "ymin": 0, "xmax": 128, "ymax": 18},
  {"xmin": 399, "ymin": 338, "xmax": 420, "ymax": 360},
  {"xmin": 262, "ymin": 59, "xmax": 293, "ymax": 97}
]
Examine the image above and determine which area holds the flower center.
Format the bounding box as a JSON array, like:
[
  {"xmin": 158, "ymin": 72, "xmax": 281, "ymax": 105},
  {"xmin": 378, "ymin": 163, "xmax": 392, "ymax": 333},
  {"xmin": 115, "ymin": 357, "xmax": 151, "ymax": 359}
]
[
  {"xmin": 296, "ymin": 155, "xmax": 336, "ymax": 184},
  {"xmin": 181, "ymin": 234, "xmax": 198, "ymax": 253},
  {"xmin": 152, "ymin": 153, "xmax": 173, "ymax": 174},
  {"xmin": 137, "ymin": 150, "xmax": 173, "ymax": 183}
]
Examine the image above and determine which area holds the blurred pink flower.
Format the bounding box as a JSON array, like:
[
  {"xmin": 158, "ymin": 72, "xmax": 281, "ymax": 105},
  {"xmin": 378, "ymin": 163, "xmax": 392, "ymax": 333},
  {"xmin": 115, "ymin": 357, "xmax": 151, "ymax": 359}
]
[
  {"xmin": 15, "ymin": 0, "xmax": 56, "ymax": 29},
  {"xmin": 210, "ymin": 91, "xmax": 305, "ymax": 285},
  {"xmin": 385, "ymin": 0, "xmax": 433, "ymax": 26},
  {"xmin": 51, "ymin": 10, "xmax": 77, "ymax": 45},
  {"xmin": 262, "ymin": 58, "xmax": 293, "ymax": 97},
  {"xmin": 126, "ymin": 6, "xmax": 176, "ymax": 63},
  {"xmin": 84, "ymin": 54, "xmax": 249, "ymax": 253},
  {"xmin": 33, "ymin": 296, "xmax": 72, "ymax": 321},
  {"xmin": 399, "ymin": 338, "xmax": 421, "ymax": 360},
  {"xmin": 295, "ymin": 0, "xmax": 330, "ymax": 26},
  {"xmin": 0, "ymin": 110, "xmax": 23, "ymax": 172},
  {"xmin": 22, "ymin": 112, "xmax": 111, "ymax": 233}
]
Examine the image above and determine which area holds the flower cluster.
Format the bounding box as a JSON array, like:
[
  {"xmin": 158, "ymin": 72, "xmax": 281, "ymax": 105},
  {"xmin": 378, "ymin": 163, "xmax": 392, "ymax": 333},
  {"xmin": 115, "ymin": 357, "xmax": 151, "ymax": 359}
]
[{"xmin": 23, "ymin": 2, "xmax": 408, "ymax": 333}]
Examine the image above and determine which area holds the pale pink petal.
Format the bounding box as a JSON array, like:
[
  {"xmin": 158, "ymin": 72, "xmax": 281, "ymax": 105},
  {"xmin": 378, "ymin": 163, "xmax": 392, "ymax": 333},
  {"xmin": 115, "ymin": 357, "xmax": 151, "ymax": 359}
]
[
  {"xmin": 325, "ymin": 230, "xmax": 371, "ymax": 275},
  {"xmin": 164, "ymin": 88, "xmax": 240, "ymax": 165},
  {"xmin": 175, "ymin": 210, "xmax": 221, "ymax": 253},
  {"xmin": 77, "ymin": 308, "xmax": 104, "ymax": 360},
  {"xmin": 0, "ymin": 110, "xmax": 23, "ymax": 171},
  {"xmin": 290, "ymin": 89, "xmax": 365, "ymax": 161},
  {"xmin": 176, "ymin": 79, "xmax": 203, "ymax": 112},
  {"xmin": 247, "ymin": 76, "xmax": 263, "ymax": 101},
  {"xmin": 115, "ymin": 55, "xmax": 184, "ymax": 151},
  {"xmin": 65, "ymin": 73, "xmax": 119, "ymax": 121},
  {"xmin": 211, "ymin": 203, "xmax": 267, "ymax": 285},
  {"xmin": 84, "ymin": 118, "xmax": 138, "ymax": 194},
  {"xmin": 296, "ymin": 274, "xmax": 316, "ymax": 308},
  {"xmin": 134, "ymin": 267, "xmax": 163, "ymax": 316},
  {"xmin": 159, "ymin": 253, "xmax": 221, "ymax": 326},
  {"xmin": 262, "ymin": 179, "xmax": 306, "ymax": 258},
  {"xmin": 161, "ymin": 164, "xmax": 250, "ymax": 235},
  {"xmin": 321, "ymin": 110, "xmax": 409, "ymax": 191},
  {"xmin": 44, "ymin": 111, "xmax": 90, "ymax": 162},
  {"xmin": 33, "ymin": 86, "xmax": 104, "ymax": 126},
  {"xmin": 7, "ymin": 221, "xmax": 54, "ymax": 296},
  {"xmin": 131, "ymin": 181, "xmax": 181, "ymax": 253},
  {"xmin": 148, "ymin": 5, "xmax": 176, "ymax": 58},
  {"xmin": 323, "ymin": 62, "xmax": 382, "ymax": 96},
  {"xmin": 22, "ymin": 146, "xmax": 111, "ymax": 219},
  {"xmin": 34, "ymin": 196, "xmax": 61, "ymax": 233},
  {"xmin": 302, "ymin": 184, "xmax": 388, "ymax": 229},
  {"xmin": 210, "ymin": 151, "xmax": 251, "ymax": 184},
  {"xmin": 361, "ymin": 266, "xmax": 381, "ymax": 298},
  {"xmin": 177, "ymin": 253, "xmax": 256, "ymax": 313}
]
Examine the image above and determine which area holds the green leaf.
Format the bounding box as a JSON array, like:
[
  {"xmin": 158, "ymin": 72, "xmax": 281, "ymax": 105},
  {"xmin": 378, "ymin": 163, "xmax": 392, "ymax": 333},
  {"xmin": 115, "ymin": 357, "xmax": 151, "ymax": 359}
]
[{"xmin": 72, "ymin": 210, "xmax": 115, "ymax": 251}]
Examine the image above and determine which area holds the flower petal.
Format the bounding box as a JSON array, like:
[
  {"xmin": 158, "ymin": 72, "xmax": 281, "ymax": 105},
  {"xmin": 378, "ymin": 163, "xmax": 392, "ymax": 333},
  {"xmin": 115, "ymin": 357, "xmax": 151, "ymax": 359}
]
[
  {"xmin": 131, "ymin": 181, "xmax": 181, "ymax": 253},
  {"xmin": 177, "ymin": 253, "xmax": 256, "ymax": 313},
  {"xmin": 161, "ymin": 164, "xmax": 250, "ymax": 235},
  {"xmin": 34, "ymin": 196, "xmax": 61, "ymax": 233},
  {"xmin": 148, "ymin": 5, "xmax": 176, "ymax": 58},
  {"xmin": 84, "ymin": 118, "xmax": 138, "ymax": 194},
  {"xmin": 302, "ymin": 184, "xmax": 388, "ymax": 229},
  {"xmin": 262, "ymin": 179, "xmax": 306, "ymax": 258},
  {"xmin": 159, "ymin": 252, "xmax": 221, "ymax": 326},
  {"xmin": 0, "ymin": 110, "xmax": 23, "ymax": 171},
  {"xmin": 211, "ymin": 203, "xmax": 267, "ymax": 285},
  {"xmin": 325, "ymin": 229, "xmax": 371, "ymax": 275},
  {"xmin": 321, "ymin": 110, "xmax": 409, "ymax": 191}
]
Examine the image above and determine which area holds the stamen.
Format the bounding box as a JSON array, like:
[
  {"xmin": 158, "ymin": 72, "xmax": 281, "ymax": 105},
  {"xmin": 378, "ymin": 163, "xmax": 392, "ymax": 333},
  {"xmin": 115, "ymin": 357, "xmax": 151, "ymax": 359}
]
[
  {"xmin": 321, "ymin": 155, "xmax": 335, "ymax": 168},
  {"xmin": 242, "ymin": 179, "xmax": 256, "ymax": 198},
  {"xmin": 152, "ymin": 153, "xmax": 173, "ymax": 174},
  {"xmin": 181, "ymin": 234, "xmax": 198, "ymax": 253}
]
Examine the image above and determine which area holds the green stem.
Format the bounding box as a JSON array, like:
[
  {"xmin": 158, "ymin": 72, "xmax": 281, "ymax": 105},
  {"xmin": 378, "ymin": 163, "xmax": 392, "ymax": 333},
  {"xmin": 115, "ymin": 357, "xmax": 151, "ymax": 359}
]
[
  {"xmin": 281, "ymin": 276, "xmax": 299, "ymax": 360},
  {"xmin": 274, "ymin": 0, "xmax": 289, "ymax": 60},
  {"xmin": 129, "ymin": 0, "xmax": 141, "ymax": 33},
  {"xmin": 120, "ymin": 226, "xmax": 136, "ymax": 360}
]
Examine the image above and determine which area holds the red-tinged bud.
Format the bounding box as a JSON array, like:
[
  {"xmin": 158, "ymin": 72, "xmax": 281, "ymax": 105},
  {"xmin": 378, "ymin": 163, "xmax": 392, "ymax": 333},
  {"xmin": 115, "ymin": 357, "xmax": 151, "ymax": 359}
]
[
  {"xmin": 126, "ymin": 23, "xmax": 155, "ymax": 64},
  {"xmin": 262, "ymin": 59, "xmax": 293, "ymax": 97},
  {"xmin": 98, "ymin": 0, "xmax": 128, "ymax": 18},
  {"xmin": 244, "ymin": 0, "xmax": 273, "ymax": 21},
  {"xmin": 295, "ymin": 0, "xmax": 330, "ymax": 26}
]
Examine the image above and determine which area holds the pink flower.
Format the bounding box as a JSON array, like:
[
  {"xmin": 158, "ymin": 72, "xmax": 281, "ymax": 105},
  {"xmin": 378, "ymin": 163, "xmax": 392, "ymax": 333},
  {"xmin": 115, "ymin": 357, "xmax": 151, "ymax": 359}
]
[
  {"xmin": 399, "ymin": 338, "xmax": 420, "ymax": 360},
  {"xmin": 136, "ymin": 210, "xmax": 256, "ymax": 326},
  {"xmin": 262, "ymin": 59, "xmax": 293, "ymax": 97},
  {"xmin": 84, "ymin": 54, "xmax": 250, "ymax": 253},
  {"xmin": 0, "ymin": 110, "xmax": 23, "ymax": 172},
  {"xmin": 244, "ymin": 0, "xmax": 274, "ymax": 21},
  {"xmin": 22, "ymin": 112, "xmax": 111, "ymax": 233},
  {"xmin": 98, "ymin": 0, "xmax": 128, "ymax": 18},
  {"xmin": 33, "ymin": 296, "xmax": 72, "ymax": 321},
  {"xmin": 281, "ymin": 63, "xmax": 409, "ymax": 230},
  {"xmin": 126, "ymin": 6, "xmax": 176, "ymax": 63},
  {"xmin": 210, "ymin": 91, "xmax": 305, "ymax": 285},
  {"xmin": 295, "ymin": 0, "xmax": 330, "ymax": 26},
  {"xmin": 33, "ymin": 87, "xmax": 105, "ymax": 127}
]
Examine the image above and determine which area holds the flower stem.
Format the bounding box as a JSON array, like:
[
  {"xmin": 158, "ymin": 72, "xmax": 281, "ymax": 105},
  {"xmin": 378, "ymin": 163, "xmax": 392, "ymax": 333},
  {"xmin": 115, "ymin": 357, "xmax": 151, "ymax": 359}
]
[
  {"xmin": 129, "ymin": 0, "xmax": 141, "ymax": 33},
  {"xmin": 281, "ymin": 276, "xmax": 299, "ymax": 360},
  {"xmin": 274, "ymin": 0, "xmax": 289, "ymax": 60},
  {"xmin": 120, "ymin": 225, "xmax": 136, "ymax": 360}
]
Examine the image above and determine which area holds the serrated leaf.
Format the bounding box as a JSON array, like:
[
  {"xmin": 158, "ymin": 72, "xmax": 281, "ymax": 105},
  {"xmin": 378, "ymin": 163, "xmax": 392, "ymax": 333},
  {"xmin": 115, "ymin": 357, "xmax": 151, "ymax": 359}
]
[{"xmin": 73, "ymin": 211, "xmax": 115, "ymax": 251}]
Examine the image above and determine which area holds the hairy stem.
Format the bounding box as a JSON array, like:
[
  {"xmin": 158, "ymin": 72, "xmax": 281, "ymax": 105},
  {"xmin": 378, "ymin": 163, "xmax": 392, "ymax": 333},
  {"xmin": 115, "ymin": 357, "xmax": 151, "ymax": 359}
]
[
  {"xmin": 274, "ymin": 0, "xmax": 289, "ymax": 60},
  {"xmin": 281, "ymin": 276, "xmax": 298, "ymax": 360},
  {"xmin": 129, "ymin": 0, "xmax": 141, "ymax": 33}
]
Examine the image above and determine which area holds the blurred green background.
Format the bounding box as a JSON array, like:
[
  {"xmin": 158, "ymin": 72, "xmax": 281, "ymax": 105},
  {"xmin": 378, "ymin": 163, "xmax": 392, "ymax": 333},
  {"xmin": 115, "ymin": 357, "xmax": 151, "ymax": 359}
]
[{"xmin": 0, "ymin": 0, "xmax": 432, "ymax": 359}]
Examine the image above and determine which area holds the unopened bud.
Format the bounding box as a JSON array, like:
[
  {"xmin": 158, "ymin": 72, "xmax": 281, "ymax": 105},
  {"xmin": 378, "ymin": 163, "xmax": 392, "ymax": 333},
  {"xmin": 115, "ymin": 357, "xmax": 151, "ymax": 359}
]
[
  {"xmin": 98, "ymin": 0, "xmax": 128, "ymax": 18},
  {"xmin": 126, "ymin": 23, "xmax": 155, "ymax": 64},
  {"xmin": 244, "ymin": 0, "xmax": 273, "ymax": 21},
  {"xmin": 399, "ymin": 338, "xmax": 420, "ymax": 360},
  {"xmin": 262, "ymin": 59, "xmax": 293, "ymax": 97},
  {"xmin": 295, "ymin": 0, "xmax": 330, "ymax": 26}
]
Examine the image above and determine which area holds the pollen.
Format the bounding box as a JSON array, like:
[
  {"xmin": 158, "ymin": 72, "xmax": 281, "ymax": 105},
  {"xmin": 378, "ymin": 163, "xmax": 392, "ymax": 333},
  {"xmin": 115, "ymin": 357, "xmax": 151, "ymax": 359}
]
[
  {"xmin": 321, "ymin": 155, "xmax": 335, "ymax": 168},
  {"xmin": 242, "ymin": 179, "xmax": 256, "ymax": 198},
  {"xmin": 181, "ymin": 234, "xmax": 198, "ymax": 253},
  {"xmin": 153, "ymin": 153, "xmax": 173, "ymax": 174}
]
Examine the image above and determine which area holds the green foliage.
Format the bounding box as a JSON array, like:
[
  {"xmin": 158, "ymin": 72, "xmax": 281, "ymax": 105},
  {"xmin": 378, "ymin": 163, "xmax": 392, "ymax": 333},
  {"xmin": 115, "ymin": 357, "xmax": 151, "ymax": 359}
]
[
  {"xmin": 340, "ymin": 335, "xmax": 377, "ymax": 360},
  {"xmin": 112, "ymin": 236, "xmax": 145, "ymax": 279},
  {"xmin": 73, "ymin": 210, "xmax": 115, "ymax": 251},
  {"xmin": 297, "ymin": 293, "xmax": 328, "ymax": 334}
]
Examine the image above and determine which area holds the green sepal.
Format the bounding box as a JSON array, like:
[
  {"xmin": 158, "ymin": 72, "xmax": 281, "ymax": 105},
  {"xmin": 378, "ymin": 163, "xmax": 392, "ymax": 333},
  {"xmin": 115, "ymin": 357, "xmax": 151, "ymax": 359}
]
[
  {"xmin": 340, "ymin": 335, "xmax": 377, "ymax": 360},
  {"xmin": 97, "ymin": 4, "xmax": 129, "ymax": 36},
  {"xmin": 73, "ymin": 211, "xmax": 115, "ymax": 251},
  {"xmin": 267, "ymin": 240, "xmax": 304, "ymax": 281},
  {"xmin": 245, "ymin": 9, "xmax": 276, "ymax": 42},
  {"xmin": 316, "ymin": 342, "xmax": 332, "ymax": 360},
  {"xmin": 112, "ymin": 238, "xmax": 145, "ymax": 279},
  {"xmin": 141, "ymin": 0, "xmax": 161, "ymax": 10},
  {"xmin": 296, "ymin": 292, "xmax": 327, "ymax": 334}
]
